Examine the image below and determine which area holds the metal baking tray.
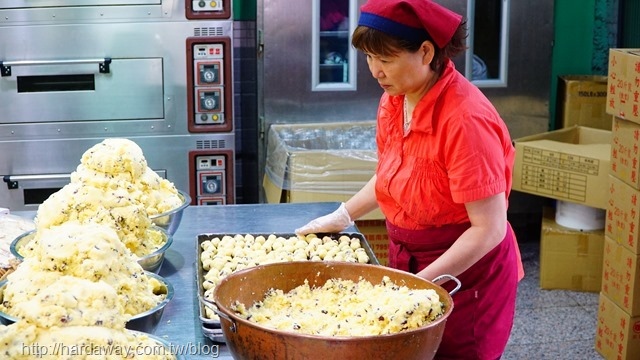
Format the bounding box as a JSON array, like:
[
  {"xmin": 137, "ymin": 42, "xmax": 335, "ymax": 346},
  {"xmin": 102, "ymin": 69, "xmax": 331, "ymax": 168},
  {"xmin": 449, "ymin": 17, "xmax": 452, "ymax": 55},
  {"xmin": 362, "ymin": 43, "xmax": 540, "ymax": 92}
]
[{"xmin": 195, "ymin": 232, "xmax": 380, "ymax": 343}]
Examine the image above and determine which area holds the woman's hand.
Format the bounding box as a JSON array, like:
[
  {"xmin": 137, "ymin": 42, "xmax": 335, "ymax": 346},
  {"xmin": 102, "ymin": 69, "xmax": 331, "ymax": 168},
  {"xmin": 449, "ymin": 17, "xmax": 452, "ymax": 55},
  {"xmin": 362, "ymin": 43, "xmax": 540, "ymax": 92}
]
[
  {"xmin": 295, "ymin": 202, "xmax": 354, "ymax": 235},
  {"xmin": 296, "ymin": 176, "xmax": 379, "ymax": 236}
]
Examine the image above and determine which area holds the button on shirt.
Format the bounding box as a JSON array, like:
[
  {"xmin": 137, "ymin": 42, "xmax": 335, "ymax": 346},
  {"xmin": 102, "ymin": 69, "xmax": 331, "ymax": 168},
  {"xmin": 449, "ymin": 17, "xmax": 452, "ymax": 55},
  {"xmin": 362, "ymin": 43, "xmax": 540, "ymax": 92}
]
[{"xmin": 375, "ymin": 60, "xmax": 515, "ymax": 230}]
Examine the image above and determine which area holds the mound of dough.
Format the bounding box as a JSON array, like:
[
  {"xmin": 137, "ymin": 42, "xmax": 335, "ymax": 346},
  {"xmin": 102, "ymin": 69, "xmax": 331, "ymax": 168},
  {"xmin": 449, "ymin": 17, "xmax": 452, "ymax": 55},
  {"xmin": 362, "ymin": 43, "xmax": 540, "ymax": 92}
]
[{"xmin": 1, "ymin": 222, "xmax": 166, "ymax": 318}]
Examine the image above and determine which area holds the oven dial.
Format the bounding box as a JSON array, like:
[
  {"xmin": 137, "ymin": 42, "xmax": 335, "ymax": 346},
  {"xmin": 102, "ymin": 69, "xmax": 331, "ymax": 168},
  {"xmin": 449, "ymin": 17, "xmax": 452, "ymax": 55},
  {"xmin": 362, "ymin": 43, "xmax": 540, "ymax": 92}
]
[
  {"xmin": 197, "ymin": 61, "xmax": 221, "ymax": 85},
  {"xmin": 204, "ymin": 178, "xmax": 220, "ymax": 193},
  {"xmin": 203, "ymin": 97, "xmax": 217, "ymax": 110},
  {"xmin": 198, "ymin": 89, "xmax": 222, "ymax": 113},
  {"xmin": 199, "ymin": 171, "xmax": 225, "ymax": 195},
  {"xmin": 203, "ymin": 70, "xmax": 216, "ymax": 83}
]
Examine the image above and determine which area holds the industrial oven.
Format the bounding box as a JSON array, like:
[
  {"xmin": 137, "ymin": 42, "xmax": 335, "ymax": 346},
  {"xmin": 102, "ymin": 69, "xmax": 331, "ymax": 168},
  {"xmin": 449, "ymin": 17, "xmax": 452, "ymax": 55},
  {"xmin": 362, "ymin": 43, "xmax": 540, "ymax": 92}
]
[{"xmin": 0, "ymin": 0, "xmax": 236, "ymax": 210}]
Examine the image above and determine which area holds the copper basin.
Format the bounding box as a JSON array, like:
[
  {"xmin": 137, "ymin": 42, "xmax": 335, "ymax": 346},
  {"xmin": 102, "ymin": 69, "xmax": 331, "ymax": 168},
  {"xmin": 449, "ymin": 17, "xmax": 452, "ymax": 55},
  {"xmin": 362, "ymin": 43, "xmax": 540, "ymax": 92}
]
[{"xmin": 211, "ymin": 261, "xmax": 457, "ymax": 360}]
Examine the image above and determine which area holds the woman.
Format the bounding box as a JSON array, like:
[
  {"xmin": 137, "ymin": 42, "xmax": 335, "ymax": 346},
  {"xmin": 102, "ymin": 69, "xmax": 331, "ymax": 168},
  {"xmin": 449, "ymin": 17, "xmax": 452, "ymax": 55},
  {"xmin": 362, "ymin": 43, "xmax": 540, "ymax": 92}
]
[{"xmin": 295, "ymin": 0, "xmax": 524, "ymax": 359}]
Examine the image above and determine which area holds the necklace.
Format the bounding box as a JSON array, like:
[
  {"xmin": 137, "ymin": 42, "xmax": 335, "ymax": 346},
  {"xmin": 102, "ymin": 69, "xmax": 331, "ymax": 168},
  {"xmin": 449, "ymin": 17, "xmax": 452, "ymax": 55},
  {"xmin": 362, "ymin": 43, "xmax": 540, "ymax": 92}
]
[{"xmin": 403, "ymin": 97, "xmax": 411, "ymax": 134}]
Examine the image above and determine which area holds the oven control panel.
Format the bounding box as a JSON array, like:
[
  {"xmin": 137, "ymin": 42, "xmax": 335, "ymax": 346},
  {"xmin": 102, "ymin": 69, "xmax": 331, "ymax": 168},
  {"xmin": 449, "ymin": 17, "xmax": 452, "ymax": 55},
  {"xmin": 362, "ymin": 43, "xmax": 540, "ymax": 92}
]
[
  {"xmin": 186, "ymin": 0, "xmax": 231, "ymax": 19},
  {"xmin": 194, "ymin": 44, "xmax": 224, "ymax": 124},
  {"xmin": 189, "ymin": 150, "xmax": 234, "ymax": 205},
  {"xmin": 187, "ymin": 37, "xmax": 232, "ymax": 133}
]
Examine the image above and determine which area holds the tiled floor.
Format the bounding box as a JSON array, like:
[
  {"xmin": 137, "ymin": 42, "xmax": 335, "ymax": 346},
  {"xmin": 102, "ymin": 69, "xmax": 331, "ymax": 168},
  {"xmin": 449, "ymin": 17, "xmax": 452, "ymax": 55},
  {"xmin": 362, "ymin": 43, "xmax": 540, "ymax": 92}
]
[{"xmin": 503, "ymin": 241, "xmax": 603, "ymax": 359}]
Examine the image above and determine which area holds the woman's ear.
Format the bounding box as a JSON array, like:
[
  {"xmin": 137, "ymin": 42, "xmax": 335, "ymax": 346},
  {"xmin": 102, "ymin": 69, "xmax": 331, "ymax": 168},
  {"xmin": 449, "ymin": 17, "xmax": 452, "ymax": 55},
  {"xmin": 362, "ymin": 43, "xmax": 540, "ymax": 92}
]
[{"xmin": 422, "ymin": 41, "xmax": 435, "ymax": 65}]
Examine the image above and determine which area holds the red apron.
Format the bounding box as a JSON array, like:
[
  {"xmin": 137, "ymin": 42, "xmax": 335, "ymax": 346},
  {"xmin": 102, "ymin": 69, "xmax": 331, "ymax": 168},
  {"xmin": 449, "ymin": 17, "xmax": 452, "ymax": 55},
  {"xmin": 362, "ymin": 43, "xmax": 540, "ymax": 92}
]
[{"xmin": 387, "ymin": 221, "xmax": 518, "ymax": 360}]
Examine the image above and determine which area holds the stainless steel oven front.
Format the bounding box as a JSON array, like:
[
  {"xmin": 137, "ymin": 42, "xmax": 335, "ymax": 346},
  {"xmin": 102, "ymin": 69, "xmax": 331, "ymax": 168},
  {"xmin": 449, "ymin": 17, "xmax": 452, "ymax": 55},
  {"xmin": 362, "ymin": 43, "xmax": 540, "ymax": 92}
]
[{"xmin": 0, "ymin": 0, "xmax": 236, "ymax": 210}]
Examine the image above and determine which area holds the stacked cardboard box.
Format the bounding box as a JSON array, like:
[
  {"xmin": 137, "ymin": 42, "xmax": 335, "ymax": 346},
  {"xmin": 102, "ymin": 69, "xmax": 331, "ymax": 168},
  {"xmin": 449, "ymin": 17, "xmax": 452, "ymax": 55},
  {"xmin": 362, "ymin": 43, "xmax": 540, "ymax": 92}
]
[
  {"xmin": 556, "ymin": 75, "xmax": 611, "ymax": 130},
  {"xmin": 512, "ymin": 126, "xmax": 609, "ymax": 293},
  {"xmin": 514, "ymin": 68, "xmax": 615, "ymax": 293},
  {"xmin": 512, "ymin": 126, "xmax": 611, "ymax": 210},
  {"xmin": 539, "ymin": 207, "xmax": 605, "ymax": 291},
  {"xmin": 595, "ymin": 48, "xmax": 640, "ymax": 360},
  {"xmin": 606, "ymin": 49, "xmax": 640, "ymax": 123}
]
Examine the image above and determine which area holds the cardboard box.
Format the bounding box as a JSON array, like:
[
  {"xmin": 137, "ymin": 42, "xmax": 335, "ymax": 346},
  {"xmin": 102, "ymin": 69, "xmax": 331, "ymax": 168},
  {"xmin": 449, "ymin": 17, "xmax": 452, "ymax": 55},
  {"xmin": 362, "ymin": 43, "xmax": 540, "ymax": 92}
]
[
  {"xmin": 539, "ymin": 207, "xmax": 604, "ymax": 292},
  {"xmin": 607, "ymin": 49, "xmax": 640, "ymax": 124},
  {"xmin": 263, "ymin": 121, "xmax": 384, "ymax": 220},
  {"xmin": 605, "ymin": 175, "xmax": 640, "ymax": 254},
  {"xmin": 611, "ymin": 116, "xmax": 640, "ymax": 189},
  {"xmin": 512, "ymin": 126, "xmax": 612, "ymax": 209},
  {"xmin": 356, "ymin": 219, "xmax": 388, "ymax": 266},
  {"xmin": 595, "ymin": 292, "xmax": 640, "ymax": 360},
  {"xmin": 557, "ymin": 75, "xmax": 611, "ymax": 130},
  {"xmin": 601, "ymin": 235, "xmax": 640, "ymax": 316}
]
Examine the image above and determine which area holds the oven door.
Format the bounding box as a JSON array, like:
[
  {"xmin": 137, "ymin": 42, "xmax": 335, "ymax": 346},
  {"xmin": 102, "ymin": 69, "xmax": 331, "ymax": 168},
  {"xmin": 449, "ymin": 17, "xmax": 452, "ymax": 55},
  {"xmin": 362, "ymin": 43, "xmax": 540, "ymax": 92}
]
[
  {"xmin": 0, "ymin": 0, "xmax": 160, "ymax": 9},
  {"xmin": 3, "ymin": 169, "xmax": 166, "ymax": 209},
  {"xmin": 0, "ymin": 58, "xmax": 164, "ymax": 123}
]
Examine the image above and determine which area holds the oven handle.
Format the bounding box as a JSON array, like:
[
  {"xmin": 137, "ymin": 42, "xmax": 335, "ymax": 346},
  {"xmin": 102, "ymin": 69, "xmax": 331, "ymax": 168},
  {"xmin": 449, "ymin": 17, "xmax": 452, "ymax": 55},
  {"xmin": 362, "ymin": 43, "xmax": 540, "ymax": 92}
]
[
  {"xmin": 0, "ymin": 58, "xmax": 112, "ymax": 77},
  {"xmin": 3, "ymin": 174, "xmax": 71, "ymax": 190}
]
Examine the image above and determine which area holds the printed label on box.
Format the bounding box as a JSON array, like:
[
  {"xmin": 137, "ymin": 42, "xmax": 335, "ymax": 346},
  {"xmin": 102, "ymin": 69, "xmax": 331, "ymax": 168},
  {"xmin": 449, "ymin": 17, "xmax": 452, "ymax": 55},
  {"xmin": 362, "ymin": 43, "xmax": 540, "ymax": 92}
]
[
  {"xmin": 606, "ymin": 175, "xmax": 640, "ymax": 254},
  {"xmin": 607, "ymin": 49, "xmax": 640, "ymax": 124},
  {"xmin": 611, "ymin": 116, "xmax": 640, "ymax": 189},
  {"xmin": 601, "ymin": 236, "xmax": 640, "ymax": 316},
  {"xmin": 595, "ymin": 293, "xmax": 640, "ymax": 360}
]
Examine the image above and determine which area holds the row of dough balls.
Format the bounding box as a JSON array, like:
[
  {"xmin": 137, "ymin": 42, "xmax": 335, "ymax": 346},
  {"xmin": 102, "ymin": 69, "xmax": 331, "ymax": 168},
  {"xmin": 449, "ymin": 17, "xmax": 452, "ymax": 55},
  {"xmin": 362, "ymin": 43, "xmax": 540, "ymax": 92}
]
[{"xmin": 200, "ymin": 233, "xmax": 371, "ymax": 320}]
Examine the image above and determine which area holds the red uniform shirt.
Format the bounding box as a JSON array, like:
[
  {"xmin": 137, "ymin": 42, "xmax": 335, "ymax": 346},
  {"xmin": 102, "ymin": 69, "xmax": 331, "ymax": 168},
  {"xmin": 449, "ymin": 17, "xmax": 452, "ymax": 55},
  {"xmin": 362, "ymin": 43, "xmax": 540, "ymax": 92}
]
[{"xmin": 375, "ymin": 60, "xmax": 516, "ymax": 229}]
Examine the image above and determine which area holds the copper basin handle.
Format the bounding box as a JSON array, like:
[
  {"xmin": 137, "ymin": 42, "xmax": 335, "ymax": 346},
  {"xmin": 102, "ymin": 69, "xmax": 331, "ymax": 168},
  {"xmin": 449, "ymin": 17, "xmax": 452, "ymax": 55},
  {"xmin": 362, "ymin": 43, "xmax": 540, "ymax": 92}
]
[
  {"xmin": 431, "ymin": 274, "xmax": 461, "ymax": 296},
  {"xmin": 198, "ymin": 294, "xmax": 237, "ymax": 333}
]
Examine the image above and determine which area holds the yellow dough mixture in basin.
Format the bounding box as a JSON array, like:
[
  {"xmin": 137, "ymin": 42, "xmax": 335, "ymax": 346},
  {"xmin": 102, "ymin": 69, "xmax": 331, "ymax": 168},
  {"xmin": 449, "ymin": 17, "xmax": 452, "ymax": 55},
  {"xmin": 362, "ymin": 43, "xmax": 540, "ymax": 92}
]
[{"xmin": 232, "ymin": 275, "xmax": 445, "ymax": 336}]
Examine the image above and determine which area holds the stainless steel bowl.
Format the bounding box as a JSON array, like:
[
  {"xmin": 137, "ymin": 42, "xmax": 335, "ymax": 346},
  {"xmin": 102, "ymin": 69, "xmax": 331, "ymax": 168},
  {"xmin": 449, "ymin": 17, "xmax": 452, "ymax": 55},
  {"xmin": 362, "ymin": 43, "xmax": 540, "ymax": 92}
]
[
  {"xmin": 10, "ymin": 226, "xmax": 172, "ymax": 274},
  {"xmin": 8, "ymin": 230, "xmax": 31, "ymax": 261},
  {"xmin": 127, "ymin": 271, "xmax": 175, "ymax": 333},
  {"xmin": 0, "ymin": 281, "xmax": 16, "ymax": 326},
  {"xmin": 137, "ymin": 227, "xmax": 173, "ymax": 274},
  {"xmin": 0, "ymin": 271, "xmax": 174, "ymax": 334},
  {"xmin": 128, "ymin": 330, "xmax": 186, "ymax": 360},
  {"xmin": 149, "ymin": 190, "xmax": 191, "ymax": 236}
]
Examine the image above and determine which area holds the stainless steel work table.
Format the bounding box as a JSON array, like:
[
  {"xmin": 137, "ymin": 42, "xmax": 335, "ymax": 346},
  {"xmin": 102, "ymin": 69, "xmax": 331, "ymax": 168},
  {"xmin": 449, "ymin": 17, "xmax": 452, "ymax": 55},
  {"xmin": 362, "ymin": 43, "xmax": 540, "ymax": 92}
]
[
  {"xmin": 13, "ymin": 202, "xmax": 351, "ymax": 359},
  {"xmin": 152, "ymin": 202, "xmax": 354, "ymax": 359}
]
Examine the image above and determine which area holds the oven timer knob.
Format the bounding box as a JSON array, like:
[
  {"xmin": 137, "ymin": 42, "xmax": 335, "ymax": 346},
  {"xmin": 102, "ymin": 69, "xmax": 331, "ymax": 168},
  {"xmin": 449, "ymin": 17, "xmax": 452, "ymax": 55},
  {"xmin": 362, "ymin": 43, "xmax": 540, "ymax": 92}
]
[
  {"xmin": 205, "ymin": 179, "xmax": 219, "ymax": 193},
  {"xmin": 203, "ymin": 97, "xmax": 217, "ymax": 110},
  {"xmin": 203, "ymin": 70, "xmax": 217, "ymax": 83}
]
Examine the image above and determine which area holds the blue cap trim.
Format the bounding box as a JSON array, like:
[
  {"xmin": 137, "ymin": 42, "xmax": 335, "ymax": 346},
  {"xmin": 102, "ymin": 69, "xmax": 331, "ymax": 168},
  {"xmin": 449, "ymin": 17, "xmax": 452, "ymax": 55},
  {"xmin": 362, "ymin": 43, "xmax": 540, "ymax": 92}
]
[{"xmin": 358, "ymin": 12, "xmax": 429, "ymax": 44}]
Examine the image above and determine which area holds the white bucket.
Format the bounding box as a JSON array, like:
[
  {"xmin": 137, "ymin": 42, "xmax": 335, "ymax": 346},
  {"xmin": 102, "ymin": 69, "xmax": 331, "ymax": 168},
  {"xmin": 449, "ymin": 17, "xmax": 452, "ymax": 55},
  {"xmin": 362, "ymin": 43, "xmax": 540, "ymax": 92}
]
[{"xmin": 555, "ymin": 200, "xmax": 605, "ymax": 231}]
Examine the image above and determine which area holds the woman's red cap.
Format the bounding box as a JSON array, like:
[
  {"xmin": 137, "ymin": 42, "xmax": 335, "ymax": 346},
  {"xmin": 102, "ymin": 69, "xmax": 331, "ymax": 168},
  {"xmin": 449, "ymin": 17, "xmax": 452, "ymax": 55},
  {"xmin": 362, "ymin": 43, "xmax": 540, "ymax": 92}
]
[{"xmin": 358, "ymin": 0, "xmax": 463, "ymax": 48}]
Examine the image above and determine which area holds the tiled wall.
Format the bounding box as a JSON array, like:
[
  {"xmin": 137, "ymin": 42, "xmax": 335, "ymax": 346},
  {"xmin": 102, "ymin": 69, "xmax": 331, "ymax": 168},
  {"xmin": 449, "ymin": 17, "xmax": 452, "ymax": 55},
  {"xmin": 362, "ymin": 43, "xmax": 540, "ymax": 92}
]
[{"xmin": 233, "ymin": 21, "xmax": 259, "ymax": 204}]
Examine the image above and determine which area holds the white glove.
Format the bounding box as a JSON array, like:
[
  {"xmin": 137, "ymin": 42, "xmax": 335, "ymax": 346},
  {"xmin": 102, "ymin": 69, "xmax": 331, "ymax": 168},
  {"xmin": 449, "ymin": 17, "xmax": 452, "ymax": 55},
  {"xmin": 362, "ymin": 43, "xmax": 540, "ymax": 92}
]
[{"xmin": 295, "ymin": 203, "xmax": 354, "ymax": 235}]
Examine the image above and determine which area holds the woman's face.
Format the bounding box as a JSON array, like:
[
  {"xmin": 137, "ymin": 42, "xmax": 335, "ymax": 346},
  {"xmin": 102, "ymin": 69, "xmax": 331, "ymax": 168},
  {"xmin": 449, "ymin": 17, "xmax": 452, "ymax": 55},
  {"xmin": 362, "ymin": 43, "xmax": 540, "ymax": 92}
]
[{"xmin": 365, "ymin": 42, "xmax": 433, "ymax": 97}]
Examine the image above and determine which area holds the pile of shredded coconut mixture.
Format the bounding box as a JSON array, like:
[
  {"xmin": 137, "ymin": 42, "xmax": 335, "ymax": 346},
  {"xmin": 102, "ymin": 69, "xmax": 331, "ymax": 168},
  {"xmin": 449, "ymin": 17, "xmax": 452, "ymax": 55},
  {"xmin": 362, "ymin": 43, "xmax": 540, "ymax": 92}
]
[
  {"xmin": 1, "ymin": 221, "xmax": 166, "ymax": 320},
  {"xmin": 32, "ymin": 138, "xmax": 180, "ymax": 258},
  {"xmin": 231, "ymin": 275, "xmax": 445, "ymax": 336}
]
